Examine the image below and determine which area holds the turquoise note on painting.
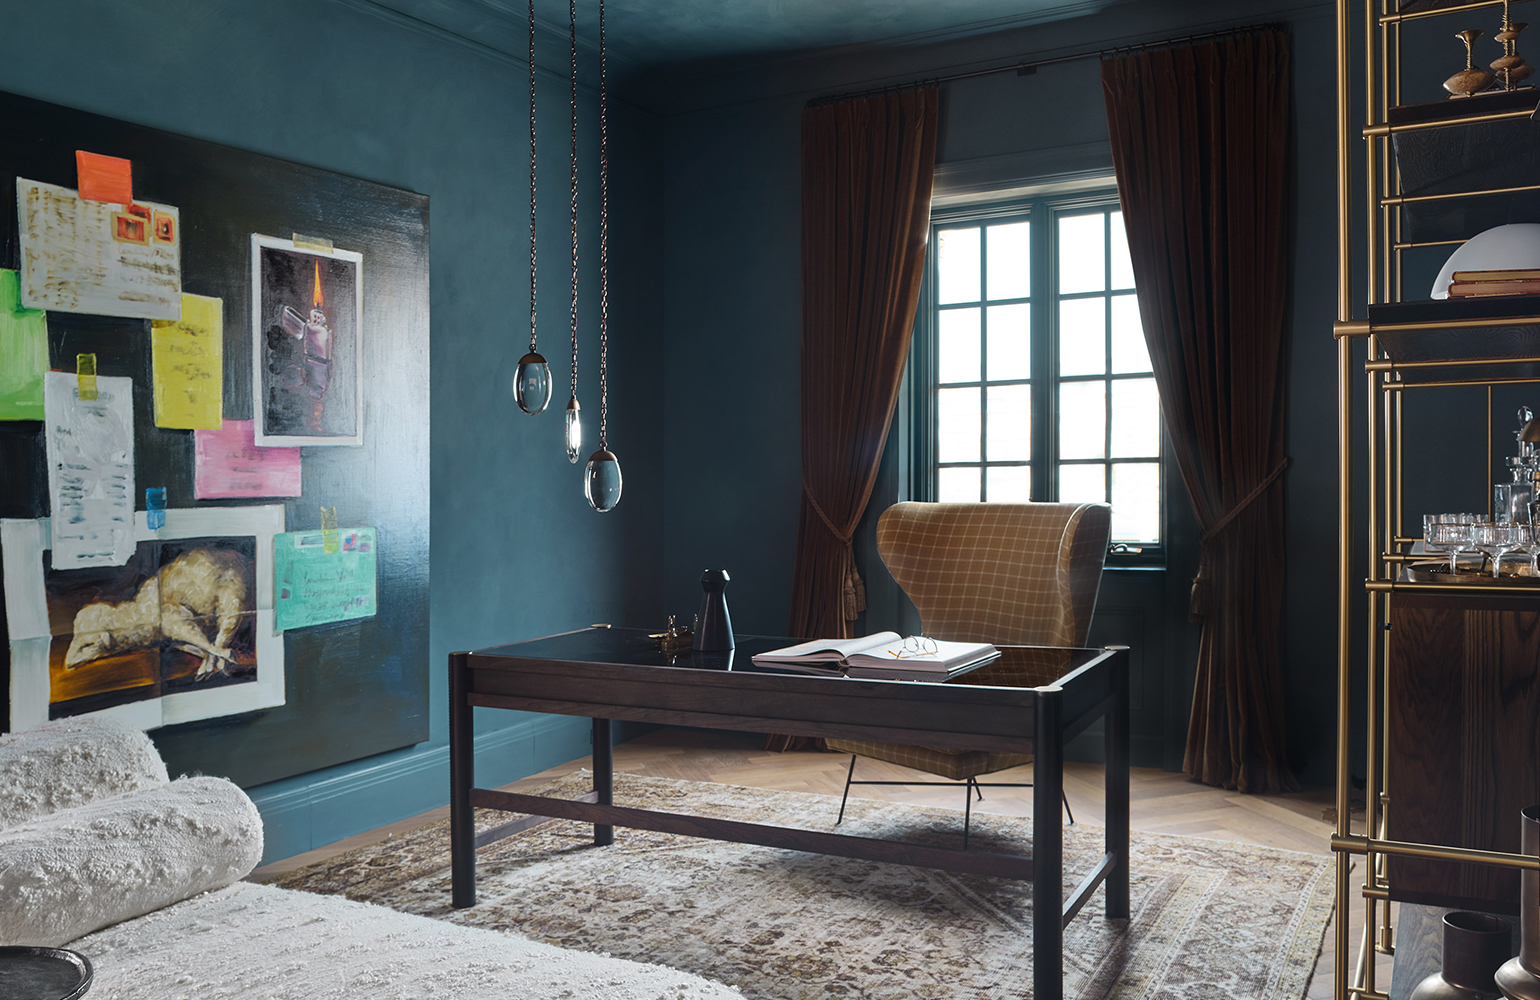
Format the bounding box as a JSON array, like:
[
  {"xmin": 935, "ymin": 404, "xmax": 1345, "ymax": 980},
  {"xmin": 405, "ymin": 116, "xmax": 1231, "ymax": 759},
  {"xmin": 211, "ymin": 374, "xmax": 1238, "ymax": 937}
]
[{"xmin": 274, "ymin": 527, "xmax": 378, "ymax": 631}]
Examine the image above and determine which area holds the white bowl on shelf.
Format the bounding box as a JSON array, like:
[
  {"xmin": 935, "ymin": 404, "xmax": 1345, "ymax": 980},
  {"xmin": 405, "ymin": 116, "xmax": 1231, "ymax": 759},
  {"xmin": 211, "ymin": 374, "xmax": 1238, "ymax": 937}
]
[{"xmin": 1432, "ymin": 223, "xmax": 1540, "ymax": 299}]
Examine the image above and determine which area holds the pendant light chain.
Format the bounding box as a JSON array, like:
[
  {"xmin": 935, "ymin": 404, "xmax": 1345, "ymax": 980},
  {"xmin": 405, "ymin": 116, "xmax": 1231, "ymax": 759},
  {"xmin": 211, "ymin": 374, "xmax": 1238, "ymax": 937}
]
[
  {"xmin": 581, "ymin": 0, "xmax": 621, "ymax": 512},
  {"xmin": 527, "ymin": 0, "xmax": 538, "ymax": 355},
  {"xmin": 598, "ymin": 0, "xmax": 609, "ymax": 450},
  {"xmin": 568, "ymin": 0, "xmax": 580, "ymax": 401}
]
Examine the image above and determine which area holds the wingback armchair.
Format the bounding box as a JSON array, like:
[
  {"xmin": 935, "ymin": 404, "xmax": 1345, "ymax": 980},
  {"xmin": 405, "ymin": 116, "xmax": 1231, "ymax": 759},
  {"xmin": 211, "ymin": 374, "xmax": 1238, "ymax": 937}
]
[{"xmin": 827, "ymin": 501, "xmax": 1112, "ymax": 842}]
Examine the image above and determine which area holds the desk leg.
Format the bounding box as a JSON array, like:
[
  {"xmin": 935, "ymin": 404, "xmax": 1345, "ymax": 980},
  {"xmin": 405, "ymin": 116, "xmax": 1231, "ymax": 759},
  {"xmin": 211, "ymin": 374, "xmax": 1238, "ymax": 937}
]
[
  {"xmin": 1034, "ymin": 685, "xmax": 1064, "ymax": 1000},
  {"xmin": 1105, "ymin": 647, "xmax": 1131, "ymax": 919},
  {"xmin": 449, "ymin": 652, "xmax": 476, "ymax": 908},
  {"xmin": 593, "ymin": 718, "xmax": 614, "ymax": 846}
]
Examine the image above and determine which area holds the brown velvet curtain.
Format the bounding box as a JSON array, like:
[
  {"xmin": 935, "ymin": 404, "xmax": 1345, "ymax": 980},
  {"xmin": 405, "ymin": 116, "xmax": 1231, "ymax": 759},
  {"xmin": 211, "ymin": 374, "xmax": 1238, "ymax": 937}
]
[
  {"xmin": 787, "ymin": 89, "xmax": 939, "ymax": 640},
  {"xmin": 1101, "ymin": 30, "xmax": 1298, "ymax": 793}
]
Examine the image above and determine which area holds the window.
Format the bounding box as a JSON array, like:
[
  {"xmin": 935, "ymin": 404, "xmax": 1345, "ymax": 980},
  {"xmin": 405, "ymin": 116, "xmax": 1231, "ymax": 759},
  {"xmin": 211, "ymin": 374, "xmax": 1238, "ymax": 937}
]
[{"xmin": 918, "ymin": 192, "xmax": 1163, "ymax": 550}]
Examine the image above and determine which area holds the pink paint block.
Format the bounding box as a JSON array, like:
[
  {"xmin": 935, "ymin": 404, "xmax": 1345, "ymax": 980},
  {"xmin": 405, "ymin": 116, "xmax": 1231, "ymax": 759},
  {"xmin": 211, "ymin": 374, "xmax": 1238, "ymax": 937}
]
[{"xmin": 195, "ymin": 419, "xmax": 302, "ymax": 499}]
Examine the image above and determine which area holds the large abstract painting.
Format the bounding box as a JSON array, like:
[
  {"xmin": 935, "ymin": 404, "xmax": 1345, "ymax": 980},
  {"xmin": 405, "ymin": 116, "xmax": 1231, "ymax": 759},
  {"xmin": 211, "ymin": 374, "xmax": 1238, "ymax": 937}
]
[{"xmin": 0, "ymin": 89, "xmax": 429, "ymax": 788}]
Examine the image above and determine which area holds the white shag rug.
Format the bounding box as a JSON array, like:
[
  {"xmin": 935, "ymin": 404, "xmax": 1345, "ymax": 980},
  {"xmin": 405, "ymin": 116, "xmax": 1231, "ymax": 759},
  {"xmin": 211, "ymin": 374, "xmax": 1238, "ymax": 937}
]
[{"xmin": 71, "ymin": 881, "xmax": 741, "ymax": 1000}]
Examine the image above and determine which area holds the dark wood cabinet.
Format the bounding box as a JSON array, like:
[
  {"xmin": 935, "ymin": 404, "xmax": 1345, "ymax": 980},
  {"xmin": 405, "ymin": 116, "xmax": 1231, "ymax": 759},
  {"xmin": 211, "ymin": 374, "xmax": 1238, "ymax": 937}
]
[{"xmin": 1386, "ymin": 590, "xmax": 1540, "ymax": 912}]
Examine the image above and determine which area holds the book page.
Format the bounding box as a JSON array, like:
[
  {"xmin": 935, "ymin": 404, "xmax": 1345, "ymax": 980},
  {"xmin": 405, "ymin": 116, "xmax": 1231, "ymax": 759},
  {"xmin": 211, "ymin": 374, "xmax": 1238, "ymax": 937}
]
[
  {"xmin": 751, "ymin": 631, "xmax": 902, "ymax": 663},
  {"xmin": 844, "ymin": 638, "xmax": 997, "ymax": 671}
]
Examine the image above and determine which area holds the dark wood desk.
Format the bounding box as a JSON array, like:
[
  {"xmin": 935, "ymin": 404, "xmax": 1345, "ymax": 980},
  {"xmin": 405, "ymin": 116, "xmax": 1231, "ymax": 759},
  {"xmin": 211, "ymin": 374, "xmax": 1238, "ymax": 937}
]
[{"xmin": 449, "ymin": 628, "xmax": 1130, "ymax": 1000}]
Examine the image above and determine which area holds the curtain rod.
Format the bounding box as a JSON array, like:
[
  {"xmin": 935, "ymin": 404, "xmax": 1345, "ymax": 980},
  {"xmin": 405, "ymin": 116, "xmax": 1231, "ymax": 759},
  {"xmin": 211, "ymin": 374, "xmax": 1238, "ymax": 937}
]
[{"xmin": 804, "ymin": 21, "xmax": 1287, "ymax": 108}]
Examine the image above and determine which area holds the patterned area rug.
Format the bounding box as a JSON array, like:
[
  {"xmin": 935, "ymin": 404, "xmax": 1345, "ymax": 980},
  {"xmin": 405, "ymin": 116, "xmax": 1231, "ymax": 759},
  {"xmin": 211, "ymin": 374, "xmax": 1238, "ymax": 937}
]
[{"xmin": 273, "ymin": 771, "xmax": 1333, "ymax": 1000}]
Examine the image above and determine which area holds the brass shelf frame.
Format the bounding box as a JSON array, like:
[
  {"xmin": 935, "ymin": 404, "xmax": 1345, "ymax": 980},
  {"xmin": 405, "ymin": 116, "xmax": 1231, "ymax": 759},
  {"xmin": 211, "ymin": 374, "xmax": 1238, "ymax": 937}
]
[
  {"xmin": 1379, "ymin": 0, "xmax": 1535, "ymax": 25},
  {"xmin": 1335, "ymin": 5, "xmax": 1540, "ymax": 1000},
  {"xmin": 1362, "ymin": 106, "xmax": 1534, "ymax": 136}
]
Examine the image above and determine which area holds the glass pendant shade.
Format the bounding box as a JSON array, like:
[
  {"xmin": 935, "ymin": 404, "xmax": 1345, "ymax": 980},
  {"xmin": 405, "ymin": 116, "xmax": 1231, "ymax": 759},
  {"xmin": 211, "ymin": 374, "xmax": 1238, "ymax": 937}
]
[
  {"xmin": 585, "ymin": 448, "xmax": 623, "ymax": 512},
  {"xmin": 564, "ymin": 396, "xmax": 582, "ymax": 463},
  {"xmin": 514, "ymin": 351, "xmax": 552, "ymax": 414}
]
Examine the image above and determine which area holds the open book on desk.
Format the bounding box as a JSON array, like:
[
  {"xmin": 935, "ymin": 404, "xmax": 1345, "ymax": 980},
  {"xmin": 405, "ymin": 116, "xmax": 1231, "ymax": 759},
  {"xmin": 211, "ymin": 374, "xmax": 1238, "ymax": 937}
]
[{"xmin": 750, "ymin": 631, "xmax": 999, "ymax": 681}]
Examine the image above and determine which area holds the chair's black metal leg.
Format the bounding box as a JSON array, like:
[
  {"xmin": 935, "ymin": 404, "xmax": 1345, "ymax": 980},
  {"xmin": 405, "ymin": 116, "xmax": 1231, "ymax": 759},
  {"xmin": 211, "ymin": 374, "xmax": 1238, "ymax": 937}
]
[
  {"xmin": 1062, "ymin": 789, "xmax": 1075, "ymax": 825},
  {"xmin": 973, "ymin": 777, "xmax": 984, "ymax": 801},
  {"xmin": 963, "ymin": 779, "xmax": 973, "ymax": 849},
  {"xmin": 836, "ymin": 755, "xmax": 857, "ymax": 825}
]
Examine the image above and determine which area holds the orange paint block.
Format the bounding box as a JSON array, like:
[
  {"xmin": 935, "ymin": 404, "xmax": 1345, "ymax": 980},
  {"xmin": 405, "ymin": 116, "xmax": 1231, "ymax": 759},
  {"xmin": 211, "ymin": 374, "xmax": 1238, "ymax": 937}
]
[{"xmin": 76, "ymin": 150, "xmax": 133, "ymax": 204}]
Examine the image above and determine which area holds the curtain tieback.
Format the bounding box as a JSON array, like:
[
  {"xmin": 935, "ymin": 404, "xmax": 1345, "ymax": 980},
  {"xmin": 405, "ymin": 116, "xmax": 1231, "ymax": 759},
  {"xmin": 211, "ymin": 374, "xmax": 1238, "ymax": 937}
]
[
  {"xmin": 802, "ymin": 484, "xmax": 867, "ymax": 622},
  {"xmin": 1189, "ymin": 459, "xmax": 1288, "ymax": 621},
  {"xmin": 1200, "ymin": 459, "xmax": 1289, "ymax": 544}
]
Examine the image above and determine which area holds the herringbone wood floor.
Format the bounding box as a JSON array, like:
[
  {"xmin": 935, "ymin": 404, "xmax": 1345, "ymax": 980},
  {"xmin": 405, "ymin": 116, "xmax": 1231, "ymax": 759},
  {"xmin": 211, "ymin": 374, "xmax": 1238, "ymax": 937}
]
[{"xmin": 255, "ymin": 729, "xmax": 1378, "ymax": 1000}]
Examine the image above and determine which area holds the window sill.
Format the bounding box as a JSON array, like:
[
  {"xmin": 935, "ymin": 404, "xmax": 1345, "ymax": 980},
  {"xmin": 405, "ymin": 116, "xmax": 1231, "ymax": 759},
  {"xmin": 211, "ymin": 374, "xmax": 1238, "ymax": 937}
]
[{"xmin": 1104, "ymin": 562, "xmax": 1166, "ymax": 573}]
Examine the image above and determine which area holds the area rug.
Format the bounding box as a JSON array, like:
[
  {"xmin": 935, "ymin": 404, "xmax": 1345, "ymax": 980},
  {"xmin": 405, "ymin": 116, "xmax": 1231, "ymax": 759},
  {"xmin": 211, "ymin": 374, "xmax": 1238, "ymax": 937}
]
[{"xmin": 272, "ymin": 771, "xmax": 1333, "ymax": 1000}]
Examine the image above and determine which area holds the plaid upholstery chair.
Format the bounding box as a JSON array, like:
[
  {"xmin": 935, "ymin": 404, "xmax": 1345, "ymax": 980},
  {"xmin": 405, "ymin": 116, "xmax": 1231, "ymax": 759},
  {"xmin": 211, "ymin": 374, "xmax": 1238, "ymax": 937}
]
[{"xmin": 827, "ymin": 501, "xmax": 1112, "ymax": 844}]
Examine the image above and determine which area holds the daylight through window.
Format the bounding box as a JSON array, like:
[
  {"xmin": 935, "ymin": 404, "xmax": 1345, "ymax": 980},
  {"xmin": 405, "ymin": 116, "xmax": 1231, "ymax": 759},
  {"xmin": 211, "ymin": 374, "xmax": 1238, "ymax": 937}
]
[{"xmin": 927, "ymin": 196, "xmax": 1162, "ymax": 547}]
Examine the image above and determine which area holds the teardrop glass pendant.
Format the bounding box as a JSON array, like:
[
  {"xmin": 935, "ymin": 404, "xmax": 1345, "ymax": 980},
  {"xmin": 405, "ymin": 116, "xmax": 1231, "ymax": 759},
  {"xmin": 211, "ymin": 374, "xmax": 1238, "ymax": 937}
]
[
  {"xmin": 514, "ymin": 352, "xmax": 552, "ymax": 414},
  {"xmin": 564, "ymin": 396, "xmax": 582, "ymax": 463},
  {"xmin": 585, "ymin": 448, "xmax": 623, "ymax": 512}
]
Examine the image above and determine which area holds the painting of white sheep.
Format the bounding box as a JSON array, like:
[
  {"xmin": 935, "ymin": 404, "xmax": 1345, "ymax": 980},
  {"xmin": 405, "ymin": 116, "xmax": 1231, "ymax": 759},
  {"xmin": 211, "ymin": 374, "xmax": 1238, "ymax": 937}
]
[{"xmin": 63, "ymin": 548, "xmax": 252, "ymax": 680}]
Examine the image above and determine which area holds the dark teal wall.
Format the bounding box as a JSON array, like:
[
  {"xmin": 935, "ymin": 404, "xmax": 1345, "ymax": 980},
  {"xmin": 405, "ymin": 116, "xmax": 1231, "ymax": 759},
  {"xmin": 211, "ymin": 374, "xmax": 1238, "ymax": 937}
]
[
  {"xmin": 0, "ymin": 0, "xmax": 1461, "ymax": 846},
  {"xmin": 0, "ymin": 0, "xmax": 665, "ymax": 862},
  {"xmin": 657, "ymin": 0, "xmax": 1346, "ymax": 784}
]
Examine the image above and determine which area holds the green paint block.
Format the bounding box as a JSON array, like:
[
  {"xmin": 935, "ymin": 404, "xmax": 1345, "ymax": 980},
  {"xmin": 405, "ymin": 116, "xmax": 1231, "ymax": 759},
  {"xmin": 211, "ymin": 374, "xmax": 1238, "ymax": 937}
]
[{"xmin": 0, "ymin": 269, "xmax": 47, "ymax": 421}]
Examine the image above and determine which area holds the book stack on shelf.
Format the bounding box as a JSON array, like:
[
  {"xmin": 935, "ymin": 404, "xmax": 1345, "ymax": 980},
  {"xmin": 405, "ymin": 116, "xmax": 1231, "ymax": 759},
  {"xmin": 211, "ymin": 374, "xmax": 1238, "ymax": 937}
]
[{"xmin": 1447, "ymin": 267, "xmax": 1540, "ymax": 298}]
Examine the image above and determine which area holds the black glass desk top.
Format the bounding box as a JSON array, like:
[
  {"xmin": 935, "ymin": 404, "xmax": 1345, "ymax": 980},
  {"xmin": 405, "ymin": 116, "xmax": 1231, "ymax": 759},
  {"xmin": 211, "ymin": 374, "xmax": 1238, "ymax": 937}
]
[{"xmin": 473, "ymin": 626, "xmax": 1106, "ymax": 688}]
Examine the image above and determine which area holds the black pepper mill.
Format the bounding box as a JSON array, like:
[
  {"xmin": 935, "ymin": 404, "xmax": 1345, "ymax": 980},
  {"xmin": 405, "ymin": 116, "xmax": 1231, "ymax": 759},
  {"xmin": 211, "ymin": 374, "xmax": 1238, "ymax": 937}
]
[{"xmin": 692, "ymin": 569, "xmax": 734, "ymax": 651}]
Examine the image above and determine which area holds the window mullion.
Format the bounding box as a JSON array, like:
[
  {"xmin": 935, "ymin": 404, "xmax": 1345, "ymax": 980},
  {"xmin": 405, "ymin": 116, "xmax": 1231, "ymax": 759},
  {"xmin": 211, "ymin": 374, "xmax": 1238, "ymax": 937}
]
[
  {"xmin": 1104, "ymin": 210, "xmax": 1114, "ymax": 504},
  {"xmin": 1032, "ymin": 198, "xmax": 1052, "ymax": 502},
  {"xmin": 978, "ymin": 225, "xmax": 989, "ymax": 501}
]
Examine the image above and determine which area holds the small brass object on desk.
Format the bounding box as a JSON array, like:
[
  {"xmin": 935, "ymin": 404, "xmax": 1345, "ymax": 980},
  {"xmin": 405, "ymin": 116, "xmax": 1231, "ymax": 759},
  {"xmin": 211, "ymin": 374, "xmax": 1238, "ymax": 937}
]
[{"xmin": 650, "ymin": 615, "xmax": 694, "ymax": 653}]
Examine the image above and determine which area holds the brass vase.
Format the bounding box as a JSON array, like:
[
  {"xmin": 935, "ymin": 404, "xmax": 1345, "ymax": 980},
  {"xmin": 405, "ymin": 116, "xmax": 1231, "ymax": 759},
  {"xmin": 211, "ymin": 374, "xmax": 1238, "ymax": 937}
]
[
  {"xmin": 1496, "ymin": 805, "xmax": 1540, "ymax": 1000},
  {"xmin": 1446, "ymin": 29, "xmax": 1497, "ymax": 97},
  {"xmin": 1411, "ymin": 912, "xmax": 1513, "ymax": 1000}
]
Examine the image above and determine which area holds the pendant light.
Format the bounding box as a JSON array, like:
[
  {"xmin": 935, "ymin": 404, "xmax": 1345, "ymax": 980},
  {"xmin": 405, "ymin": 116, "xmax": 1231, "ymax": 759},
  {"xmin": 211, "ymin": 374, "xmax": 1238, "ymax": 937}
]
[
  {"xmin": 514, "ymin": 0, "xmax": 552, "ymax": 415},
  {"xmin": 564, "ymin": 0, "xmax": 583, "ymax": 463},
  {"xmin": 584, "ymin": 0, "xmax": 622, "ymax": 512}
]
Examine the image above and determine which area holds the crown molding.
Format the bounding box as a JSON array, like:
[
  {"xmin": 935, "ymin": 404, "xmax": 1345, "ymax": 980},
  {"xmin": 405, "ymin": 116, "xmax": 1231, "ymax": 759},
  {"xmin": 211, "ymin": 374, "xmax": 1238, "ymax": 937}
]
[
  {"xmin": 647, "ymin": 0, "xmax": 1113, "ymax": 89},
  {"xmin": 657, "ymin": 0, "xmax": 1332, "ymax": 117}
]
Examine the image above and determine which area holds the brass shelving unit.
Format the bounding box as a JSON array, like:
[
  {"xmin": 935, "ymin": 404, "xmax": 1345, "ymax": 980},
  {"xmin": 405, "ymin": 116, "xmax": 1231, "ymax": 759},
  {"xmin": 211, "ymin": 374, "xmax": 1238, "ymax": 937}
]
[{"xmin": 1334, "ymin": 3, "xmax": 1540, "ymax": 1000}]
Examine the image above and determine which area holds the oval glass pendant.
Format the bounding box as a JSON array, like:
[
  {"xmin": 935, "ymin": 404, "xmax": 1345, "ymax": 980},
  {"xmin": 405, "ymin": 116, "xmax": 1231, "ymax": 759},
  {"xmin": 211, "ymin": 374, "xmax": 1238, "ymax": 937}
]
[
  {"xmin": 585, "ymin": 448, "xmax": 623, "ymax": 512},
  {"xmin": 514, "ymin": 352, "xmax": 552, "ymax": 414},
  {"xmin": 564, "ymin": 396, "xmax": 582, "ymax": 464}
]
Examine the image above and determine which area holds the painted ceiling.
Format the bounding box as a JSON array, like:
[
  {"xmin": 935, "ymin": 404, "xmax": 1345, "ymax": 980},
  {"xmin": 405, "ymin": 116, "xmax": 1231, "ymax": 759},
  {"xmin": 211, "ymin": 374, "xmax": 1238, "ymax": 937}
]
[{"xmin": 366, "ymin": 0, "xmax": 1111, "ymax": 69}]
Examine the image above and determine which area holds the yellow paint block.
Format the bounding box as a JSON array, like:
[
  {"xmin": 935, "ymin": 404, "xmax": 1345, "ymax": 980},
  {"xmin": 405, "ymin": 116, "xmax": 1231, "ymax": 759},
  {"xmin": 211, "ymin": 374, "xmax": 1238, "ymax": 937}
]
[{"xmin": 151, "ymin": 293, "xmax": 223, "ymax": 429}]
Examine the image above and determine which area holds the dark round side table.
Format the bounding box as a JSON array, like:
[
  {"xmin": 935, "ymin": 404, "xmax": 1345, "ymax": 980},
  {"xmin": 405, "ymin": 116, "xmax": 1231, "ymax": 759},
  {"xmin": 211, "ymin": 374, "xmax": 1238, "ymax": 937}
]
[{"xmin": 0, "ymin": 947, "xmax": 92, "ymax": 1000}]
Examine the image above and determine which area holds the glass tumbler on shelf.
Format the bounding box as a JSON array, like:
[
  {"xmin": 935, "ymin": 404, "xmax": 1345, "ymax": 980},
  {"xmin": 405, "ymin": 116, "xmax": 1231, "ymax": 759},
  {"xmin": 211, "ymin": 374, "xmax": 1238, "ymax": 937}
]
[
  {"xmin": 1529, "ymin": 502, "xmax": 1540, "ymax": 574},
  {"xmin": 1496, "ymin": 478, "xmax": 1533, "ymax": 523},
  {"xmin": 1424, "ymin": 514, "xmax": 1454, "ymax": 570}
]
